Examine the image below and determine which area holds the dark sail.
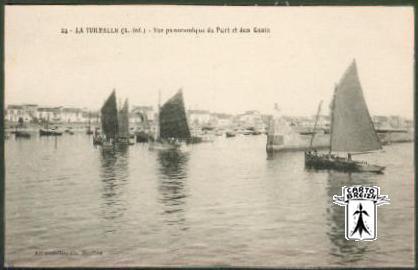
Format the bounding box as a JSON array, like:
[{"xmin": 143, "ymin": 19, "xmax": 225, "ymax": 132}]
[
  {"xmin": 330, "ymin": 60, "xmax": 382, "ymax": 152},
  {"xmin": 118, "ymin": 99, "xmax": 129, "ymax": 138},
  {"xmin": 159, "ymin": 90, "xmax": 191, "ymax": 140},
  {"xmin": 101, "ymin": 90, "xmax": 119, "ymax": 139}
]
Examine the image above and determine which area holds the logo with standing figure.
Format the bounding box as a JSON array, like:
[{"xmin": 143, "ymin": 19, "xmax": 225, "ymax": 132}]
[{"xmin": 333, "ymin": 185, "xmax": 389, "ymax": 241}]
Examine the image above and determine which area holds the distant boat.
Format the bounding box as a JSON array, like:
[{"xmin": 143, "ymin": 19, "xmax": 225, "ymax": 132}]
[
  {"xmin": 39, "ymin": 128, "xmax": 63, "ymax": 136},
  {"xmin": 136, "ymin": 130, "xmax": 153, "ymax": 143},
  {"xmin": 150, "ymin": 89, "xmax": 193, "ymax": 150},
  {"xmin": 39, "ymin": 115, "xmax": 63, "ymax": 136},
  {"xmin": 14, "ymin": 120, "xmax": 31, "ymax": 138},
  {"xmin": 226, "ymin": 131, "xmax": 236, "ymax": 138},
  {"xmin": 64, "ymin": 127, "xmax": 74, "ymax": 135},
  {"xmin": 15, "ymin": 130, "xmax": 31, "ymax": 138},
  {"xmin": 305, "ymin": 60, "xmax": 385, "ymax": 174}
]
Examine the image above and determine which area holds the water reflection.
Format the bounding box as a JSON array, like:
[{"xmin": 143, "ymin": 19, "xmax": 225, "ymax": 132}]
[
  {"xmin": 99, "ymin": 146, "xmax": 129, "ymax": 229},
  {"xmin": 156, "ymin": 149, "xmax": 189, "ymax": 228},
  {"xmin": 326, "ymin": 172, "xmax": 377, "ymax": 264}
]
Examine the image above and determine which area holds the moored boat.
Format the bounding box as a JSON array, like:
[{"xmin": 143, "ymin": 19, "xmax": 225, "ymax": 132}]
[
  {"xmin": 64, "ymin": 128, "xmax": 74, "ymax": 135},
  {"xmin": 136, "ymin": 130, "xmax": 153, "ymax": 143},
  {"xmin": 39, "ymin": 128, "xmax": 63, "ymax": 136},
  {"xmin": 13, "ymin": 121, "xmax": 31, "ymax": 138},
  {"xmin": 39, "ymin": 115, "xmax": 63, "ymax": 136},
  {"xmin": 15, "ymin": 130, "xmax": 31, "ymax": 138},
  {"xmin": 226, "ymin": 131, "xmax": 236, "ymax": 138}
]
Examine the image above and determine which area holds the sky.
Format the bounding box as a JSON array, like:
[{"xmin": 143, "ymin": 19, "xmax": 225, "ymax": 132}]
[{"xmin": 5, "ymin": 5, "xmax": 414, "ymax": 117}]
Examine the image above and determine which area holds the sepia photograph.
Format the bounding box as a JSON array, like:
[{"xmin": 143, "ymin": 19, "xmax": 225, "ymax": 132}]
[{"xmin": 4, "ymin": 5, "xmax": 415, "ymax": 267}]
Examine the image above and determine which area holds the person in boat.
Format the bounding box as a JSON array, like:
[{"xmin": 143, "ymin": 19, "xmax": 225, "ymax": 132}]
[{"xmin": 348, "ymin": 153, "xmax": 352, "ymax": 161}]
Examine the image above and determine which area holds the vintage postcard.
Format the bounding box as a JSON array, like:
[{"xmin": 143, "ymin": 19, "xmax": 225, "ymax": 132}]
[{"xmin": 4, "ymin": 5, "xmax": 414, "ymax": 267}]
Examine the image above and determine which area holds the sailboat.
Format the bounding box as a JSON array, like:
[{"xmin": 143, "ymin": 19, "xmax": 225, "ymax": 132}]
[
  {"xmin": 117, "ymin": 99, "xmax": 134, "ymax": 145},
  {"xmin": 96, "ymin": 90, "xmax": 133, "ymax": 148},
  {"xmin": 151, "ymin": 89, "xmax": 192, "ymax": 150},
  {"xmin": 305, "ymin": 60, "xmax": 385, "ymax": 173},
  {"xmin": 97, "ymin": 90, "xmax": 118, "ymax": 149}
]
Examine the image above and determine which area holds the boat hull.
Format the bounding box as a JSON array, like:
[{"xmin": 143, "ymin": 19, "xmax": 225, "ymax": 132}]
[
  {"xmin": 149, "ymin": 142, "xmax": 180, "ymax": 150},
  {"xmin": 226, "ymin": 132, "xmax": 236, "ymax": 138},
  {"xmin": 39, "ymin": 129, "xmax": 63, "ymax": 136},
  {"xmin": 101, "ymin": 142, "xmax": 115, "ymax": 151},
  {"xmin": 135, "ymin": 131, "xmax": 152, "ymax": 143},
  {"xmin": 116, "ymin": 137, "xmax": 135, "ymax": 145},
  {"xmin": 14, "ymin": 131, "xmax": 31, "ymax": 138},
  {"xmin": 304, "ymin": 152, "xmax": 385, "ymax": 173}
]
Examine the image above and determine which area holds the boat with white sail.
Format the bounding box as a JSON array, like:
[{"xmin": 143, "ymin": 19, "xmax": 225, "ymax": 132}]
[{"xmin": 304, "ymin": 60, "xmax": 385, "ymax": 173}]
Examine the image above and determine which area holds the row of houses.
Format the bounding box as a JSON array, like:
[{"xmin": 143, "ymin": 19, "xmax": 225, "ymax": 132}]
[
  {"xmin": 281, "ymin": 114, "xmax": 413, "ymax": 131},
  {"xmin": 5, "ymin": 104, "xmax": 99, "ymax": 124},
  {"xmin": 4, "ymin": 104, "xmax": 412, "ymax": 131},
  {"xmin": 188, "ymin": 109, "xmax": 268, "ymax": 130},
  {"xmin": 4, "ymin": 104, "xmax": 267, "ymax": 128}
]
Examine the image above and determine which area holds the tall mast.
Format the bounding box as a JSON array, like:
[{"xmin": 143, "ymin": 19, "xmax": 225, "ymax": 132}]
[
  {"xmin": 309, "ymin": 100, "xmax": 323, "ymax": 150},
  {"xmin": 329, "ymin": 84, "xmax": 337, "ymax": 153},
  {"xmin": 155, "ymin": 89, "xmax": 161, "ymax": 140}
]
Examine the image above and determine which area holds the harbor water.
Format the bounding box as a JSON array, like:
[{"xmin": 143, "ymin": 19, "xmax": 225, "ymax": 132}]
[{"xmin": 5, "ymin": 134, "xmax": 415, "ymax": 267}]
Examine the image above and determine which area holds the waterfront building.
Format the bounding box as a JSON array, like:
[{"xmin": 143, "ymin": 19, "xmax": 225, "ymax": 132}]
[
  {"xmin": 237, "ymin": 110, "xmax": 265, "ymax": 130},
  {"xmin": 210, "ymin": 113, "xmax": 234, "ymax": 128},
  {"xmin": 36, "ymin": 107, "xmax": 63, "ymax": 123},
  {"xmin": 5, "ymin": 104, "xmax": 38, "ymax": 123},
  {"xmin": 188, "ymin": 109, "xmax": 211, "ymax": 126},
  {"xmin": 81, "ymin": 111, "xmax": 100, "ymax": 124},
  {"xmin": 61, "ymin": 107, "xmax": 85, "ymax": 123}
]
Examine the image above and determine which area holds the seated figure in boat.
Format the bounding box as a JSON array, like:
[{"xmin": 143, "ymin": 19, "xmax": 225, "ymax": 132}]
[{"xmin": 93, "ymin": 128, "xmax": 104, "ymax": 146}]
